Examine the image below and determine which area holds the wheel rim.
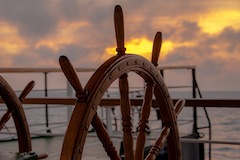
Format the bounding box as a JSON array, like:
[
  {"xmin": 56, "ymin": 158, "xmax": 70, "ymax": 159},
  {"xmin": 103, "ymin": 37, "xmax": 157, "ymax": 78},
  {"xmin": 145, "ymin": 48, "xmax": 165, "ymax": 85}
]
[
  {"xmin": 61, "ymin": 54, "xmax": 181, "ymax": 160},
  {"xmin": 0, "ymin": 76, "xmax": 32, "ymax": 153}
]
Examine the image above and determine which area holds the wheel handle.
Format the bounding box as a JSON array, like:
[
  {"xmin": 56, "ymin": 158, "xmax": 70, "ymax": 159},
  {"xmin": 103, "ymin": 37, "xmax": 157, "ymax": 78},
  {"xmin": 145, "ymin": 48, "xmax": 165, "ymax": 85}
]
[
  {"xmin": 151, "ymin": 32, "xmax": 162, "ymax": 66},
  {"xmin": 114, "ymin": 5, "xmax": 126, "ymax": 55},
  {"xmin": 59, "ymin": 55, "xmax": 86, "ymax": 99},
  {"xmin": 19, "ymin": 81, "xmax": 35, "ymax": 102}
]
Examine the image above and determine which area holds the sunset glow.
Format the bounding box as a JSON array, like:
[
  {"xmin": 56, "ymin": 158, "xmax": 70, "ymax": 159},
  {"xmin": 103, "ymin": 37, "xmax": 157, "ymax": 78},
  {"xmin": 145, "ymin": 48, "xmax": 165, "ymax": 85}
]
[
  {"xmin": 105, "ymin": 37, "xmax": 171, "ymax": 60},
  {"xmin": 0, "ymin": 0, "xmax": 239, "ymax": 90},
  {"xmin": 105, "ymin": 38, "xmax": 152, "ymax": 59},
  {"xmin": 105, "ymin": 37, "xmax": 198, "ymax": 61},
  {"xmin": 35, "ymin": 21, "xmax": 89, "ymax": 51},
  {"xmin": 0, "ymin": 23, "xmax": 27, "ymax": 54},
  {"xmin": 198, "ymin": 9, "xmax": 240, "ymax": 35}
]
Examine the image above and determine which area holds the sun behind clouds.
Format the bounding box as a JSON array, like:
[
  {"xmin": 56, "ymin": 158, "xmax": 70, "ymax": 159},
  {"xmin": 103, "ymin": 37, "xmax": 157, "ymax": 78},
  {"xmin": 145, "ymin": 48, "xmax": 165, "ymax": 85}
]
[{"xmin": 104, "ymin": 37, "xmax": 174, "ymax": 60}]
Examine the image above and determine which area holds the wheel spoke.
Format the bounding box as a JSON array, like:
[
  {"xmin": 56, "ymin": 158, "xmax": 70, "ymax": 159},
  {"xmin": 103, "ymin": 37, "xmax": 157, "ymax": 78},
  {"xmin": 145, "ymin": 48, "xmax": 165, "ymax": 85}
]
[
  {"xmin": 92, "ymin": 114, "xmax": 121, "ymax": 160},
  {"xmin": 59, "ymin": 56, "xmax": 89, "ymax": 159},
  {"xmin": 114, "ymin": 5, "xmax": 126, "ymax": 55},
  {"xmin": 135, "ymin": 82, "xmax": 154, "ymax": 159},
  {"xmin": 19, "ymin": 81, "xmax": 35, "ymax": 102},
  {"xmin": 174, "ymin": 99, "xmax": 185, "ymax": 118},
  {"xmin": 151, "ymin": 32, "xmax": 162, "ymax": 66},
  {"xmin": 0, "ymin": 110, "xmax": 12, "ymax": 130},
  {"xmin": 145, "ymin": 127, "xmax": 170, "ymax": 160},
  {"xmin": 59, "ymin": 56, "xmax": 86, "ymax": 99},
  {"xmin": 119, "ymin": 74, "xmax": 134, "ymax": 160}
]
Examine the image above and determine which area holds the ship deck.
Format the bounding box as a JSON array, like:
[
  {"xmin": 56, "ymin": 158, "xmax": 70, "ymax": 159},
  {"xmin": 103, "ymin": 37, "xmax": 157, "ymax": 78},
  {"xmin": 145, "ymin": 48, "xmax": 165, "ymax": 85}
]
[{"xmin": 0, "ymin": 133, "xmax": 122, "ymax": 160}]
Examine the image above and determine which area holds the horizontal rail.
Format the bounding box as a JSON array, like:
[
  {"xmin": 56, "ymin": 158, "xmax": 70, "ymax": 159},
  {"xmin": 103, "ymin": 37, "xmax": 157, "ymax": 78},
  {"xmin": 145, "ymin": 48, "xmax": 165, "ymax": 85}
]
[
  {"xmin": 158, "ymin": 65, "xmax": 195, "ymax": 70},
  {"xmin": 0, "ymin": 98, "xmax": 239, "ymax": 108},
  {"xmin": 0, "ymin": 65, "xmax": 195, "ymax": 73},
  {"xmin": 181, "ymin": 138, "xmax": 240, "ymax": 145},
  {"xmin": 86, "ymin": 134, "xmax": 240, "ymax": 146},
  {"xmin": 0, "ymin": 68, "xmax": 96, "ymax": 73}
]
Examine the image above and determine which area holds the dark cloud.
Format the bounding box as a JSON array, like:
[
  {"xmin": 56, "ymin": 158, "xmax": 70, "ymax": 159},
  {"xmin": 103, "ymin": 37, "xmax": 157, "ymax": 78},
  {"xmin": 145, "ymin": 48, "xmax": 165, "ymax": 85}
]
[
  {"xmin": 54, "ymin": 0, "xmax": 83, "ymax": 21},
  {"xmin": 10, "ymin": 48, "xmax": 58, "ymax": 67},
  {"xmin": 55, "ymin": 0, "xmax": 113, "ymax": 22},
  {"xmin": 216, "ymin": 27, "xmax": 240, "ymax": 54},
  {"xmin": 57, "ymin": 44, "xmax": 104, "ymax": 67},
  {"xmin": 160, "ymin": 19, "xmax": 240, "ymax": 91},
  {"xmin": 0, "ymin": 0, "xmax": 57, "ymax": 41},
  {"xmin": 175, "ymin": 21, "xmax": 201, "ymax": 41}
]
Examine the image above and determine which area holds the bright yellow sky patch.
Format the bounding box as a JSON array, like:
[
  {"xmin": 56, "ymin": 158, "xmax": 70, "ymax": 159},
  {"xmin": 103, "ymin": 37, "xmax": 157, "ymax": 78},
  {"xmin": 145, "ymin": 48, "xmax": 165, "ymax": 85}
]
[
  {"xmin": 0, "ymin": 22, "xmax": 27, "ymax": 54},
  {"xmin": 198, "ymin": 9, "xmax": 240, "ymax": 35},
  {"xmin": 161, "ymin": 41, "xmax": 196, "ymax": 58},
  {"xmin": 125, "ymin": 38, "xmax": 152, "ymax": 58},
  {"xmin": 162, "ymin": 41, "xmax": 174, "ymax": 56},
  {"xmin": 104, "ymin": 37, "xmax": 193, "ymax": 60},
  {"xmin": 35, "ymin": 21, "xmax": 89, "ymax": 51},
  {"xmin": 105, "ymin": 37, "xmax": 153, "ymax": 59}
]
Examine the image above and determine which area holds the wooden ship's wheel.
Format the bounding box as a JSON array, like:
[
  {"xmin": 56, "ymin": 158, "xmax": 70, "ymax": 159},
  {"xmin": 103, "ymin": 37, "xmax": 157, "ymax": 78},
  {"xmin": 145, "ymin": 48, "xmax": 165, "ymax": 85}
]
[
  {"xmin": 0, "ymin": 77, "xmax": 48, "ymax": 159},
  {"xmin": 60, "ymin": 5, "xmax": 184, "ymax": 160},
  {"xmin": 0, "ymin": 76, "xmax": 33, "ymax": 153}
]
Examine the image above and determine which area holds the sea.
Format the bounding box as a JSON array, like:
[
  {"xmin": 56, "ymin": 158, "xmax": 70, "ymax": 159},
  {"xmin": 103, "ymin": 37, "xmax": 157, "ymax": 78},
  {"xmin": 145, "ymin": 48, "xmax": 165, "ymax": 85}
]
[{"xmin": 0, "ymin": 88, "xmax": 239, "ymax": 160}]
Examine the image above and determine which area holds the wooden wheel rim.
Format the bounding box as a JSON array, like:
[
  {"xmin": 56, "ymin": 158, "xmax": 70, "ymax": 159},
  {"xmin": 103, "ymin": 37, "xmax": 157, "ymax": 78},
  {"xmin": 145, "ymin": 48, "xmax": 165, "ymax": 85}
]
[
  {"xmin": 61, "ymin": 54, "xmax": 181, "ymax": 160},
  {"xmin": 0, "ymin": 76, "xmax": 32, "ymax": 153}
]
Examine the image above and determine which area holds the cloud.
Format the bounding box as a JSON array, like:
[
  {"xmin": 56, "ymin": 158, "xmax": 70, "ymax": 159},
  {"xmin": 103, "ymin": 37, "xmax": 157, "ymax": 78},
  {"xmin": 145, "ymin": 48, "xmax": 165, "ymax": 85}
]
[
  {"xmin": 198, "ymin": 9, "xmax": 240, "ymax": 34},
  {"xmin": 0, "ymin": 0, "xmax": 239, "ymax": 90},
  {"xmin": 159, "ymin": 20, "xmax": 240, "ymax": 90},
  {"xmin": 0, "ymin": 0, "xmax": 57, "ymax": 41}
]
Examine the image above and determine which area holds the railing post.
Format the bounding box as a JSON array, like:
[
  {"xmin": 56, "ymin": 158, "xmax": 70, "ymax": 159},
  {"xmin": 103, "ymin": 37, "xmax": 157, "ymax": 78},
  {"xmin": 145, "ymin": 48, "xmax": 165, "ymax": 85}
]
[
  {"xmin": 160, "ymin": 69, "xmax": 164, "ymax": 78},
  {"xmin": 44, "ymin": 72, "xmax": 51, "ymax": 133},
  {"xmin": 66, "ymin": 81, "xmax": 74, "ymax": 122},
  {"xmin": 192, "ymin": 68, "xmax": 199, "ymax": 137},
  {"xmin": 106, "ymin": 107, "xmax": 113, "ymax": 136}
]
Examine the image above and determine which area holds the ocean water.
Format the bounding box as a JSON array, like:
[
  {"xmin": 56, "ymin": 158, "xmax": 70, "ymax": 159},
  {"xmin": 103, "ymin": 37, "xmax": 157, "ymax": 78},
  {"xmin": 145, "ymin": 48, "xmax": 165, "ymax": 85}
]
[
  {"xmin": 170, "ymin": 91, "xmax": 240, "ymax": 160},
  {"xmin": 0, "ymin": 89, "xmax": 239, "ymax": 160}
]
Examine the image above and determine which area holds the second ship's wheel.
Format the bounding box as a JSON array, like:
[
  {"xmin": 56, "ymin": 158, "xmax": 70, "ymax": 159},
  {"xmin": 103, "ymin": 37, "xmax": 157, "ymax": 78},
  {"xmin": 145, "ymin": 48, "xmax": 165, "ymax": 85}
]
[
  {"xmin": 0, "ymin": 77, "xmax": 48, "ymax": 159},
  {"xmin": 60, "ymin": 5, "xmax": 183, "ymax": 160},
  {"xmin": 0, "ymin": 76, "xmax": 33, "ymax": 153}
]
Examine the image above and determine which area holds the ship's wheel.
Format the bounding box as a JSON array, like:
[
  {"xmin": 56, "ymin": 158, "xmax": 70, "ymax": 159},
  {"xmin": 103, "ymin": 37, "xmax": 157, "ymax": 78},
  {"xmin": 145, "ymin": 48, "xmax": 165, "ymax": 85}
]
[
  {"xmin": 0, "ymin": 76, "xmax": 33, "ymax": 153},
  {"xmin": 60, "ymin": 5, "xmax": 184, "ymax": 160}
]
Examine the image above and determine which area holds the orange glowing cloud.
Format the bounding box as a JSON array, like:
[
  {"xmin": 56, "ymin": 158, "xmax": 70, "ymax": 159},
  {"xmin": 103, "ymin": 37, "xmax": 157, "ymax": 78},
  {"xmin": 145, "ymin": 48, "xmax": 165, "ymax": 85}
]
[
  {"xmin": 35, "ymin": 21, "xmax": 89, "ymax": 51},
  {"xmin": 105, "ymin": 37, "xmax": 171, "ymax": 60},
  {"xmin": 104, "ymin": 37, "xmax": 196, "ymax": 61},
  {"xmin": 125, "ymin": 38, "xmax": 153, "ymax": 58},
  {"xmin": 0, "ymin": 22, "xmax": 27, "ymax": 54},
  {"xmin": 105, "ymin": 37, "xmax": 153, "ymax": 60},
  {"xmin": 198, "ymin": 9, "xmax": 240, "ymax": 35}
]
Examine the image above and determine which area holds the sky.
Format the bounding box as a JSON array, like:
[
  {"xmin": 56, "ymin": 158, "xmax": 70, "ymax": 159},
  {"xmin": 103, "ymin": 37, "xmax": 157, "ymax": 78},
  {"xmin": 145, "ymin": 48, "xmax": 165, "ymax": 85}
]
[{"xmin": 0, "ymin": 0, "xmax": 239, "ymax": 91}]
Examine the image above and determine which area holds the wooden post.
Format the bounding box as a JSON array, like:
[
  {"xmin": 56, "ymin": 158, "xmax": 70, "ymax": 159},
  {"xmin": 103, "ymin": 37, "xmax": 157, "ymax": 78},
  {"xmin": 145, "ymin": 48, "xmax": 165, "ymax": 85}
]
[
  {"xmin": 135, "ymin": 82, "xmax": 154, "ymax": 159},
  {"xmin": 119, "ymin": 74, "xmax": 134, "ymax": 160}
]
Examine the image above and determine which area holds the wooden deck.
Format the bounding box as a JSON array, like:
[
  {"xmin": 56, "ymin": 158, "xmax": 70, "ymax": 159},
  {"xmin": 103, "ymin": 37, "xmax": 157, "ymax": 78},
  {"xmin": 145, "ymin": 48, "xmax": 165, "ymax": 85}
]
[
  {"xmin": 0, "ymin": 133, "xmax": 122, "ymax": 160},
  {"xmin": 0, "ymin": 131, "xmax": 161, "ymax": 160}
]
